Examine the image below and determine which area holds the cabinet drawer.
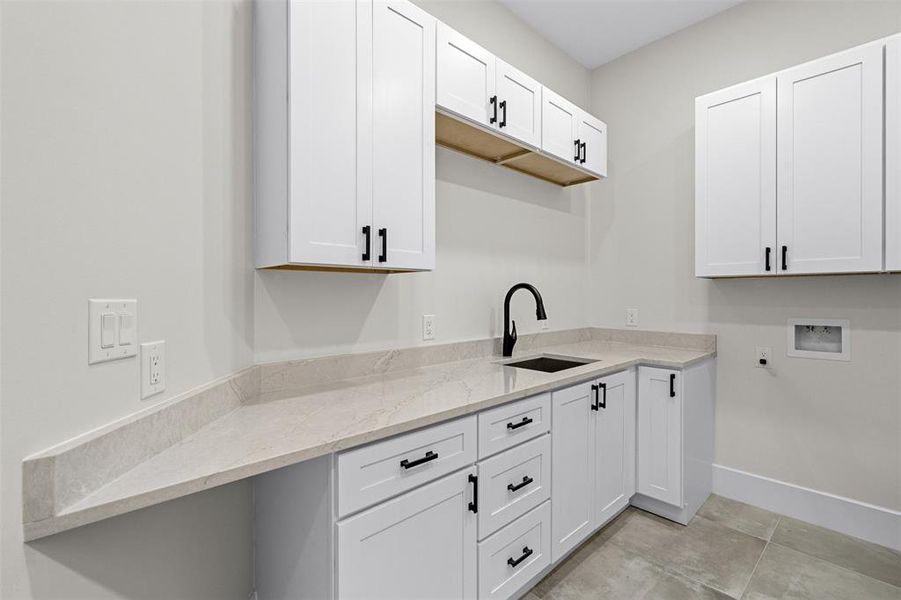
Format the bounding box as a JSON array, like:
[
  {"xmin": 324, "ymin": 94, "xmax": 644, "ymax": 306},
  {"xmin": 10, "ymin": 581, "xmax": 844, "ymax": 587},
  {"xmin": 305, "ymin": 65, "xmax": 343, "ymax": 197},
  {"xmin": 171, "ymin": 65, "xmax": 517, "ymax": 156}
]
[
  {"xmin": 478, "ymin": 501, "xmax": 551, "ymax": 600},
  {"xmin": 478, "ymin": 393, "xmax": 550, "ymax": 459},
  {"xmin": 478, "ymin": 434, "xmax": 551, "ymax": 539},
  {"xmin": 337, "ymin": 416, "xmax": 477, "ymax": 517}
]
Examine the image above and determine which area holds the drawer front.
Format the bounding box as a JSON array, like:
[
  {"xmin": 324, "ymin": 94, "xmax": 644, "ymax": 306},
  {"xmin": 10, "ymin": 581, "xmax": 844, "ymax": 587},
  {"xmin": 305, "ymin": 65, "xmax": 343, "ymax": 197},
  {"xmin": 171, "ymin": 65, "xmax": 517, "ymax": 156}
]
[
  {"xmin": 337, "ymin": 416, "xmax": 477, "ymax": 517},
  {"xmin": 478, "ymin": 434, "xmax": 551, "ymax": 539},
  {"xmin": 478, "ymin": 393, "xmax": 550, "ymax": 459},
  {"xmin": 478, "ymin": 501, "xmax": 551, "ymax": 600}
]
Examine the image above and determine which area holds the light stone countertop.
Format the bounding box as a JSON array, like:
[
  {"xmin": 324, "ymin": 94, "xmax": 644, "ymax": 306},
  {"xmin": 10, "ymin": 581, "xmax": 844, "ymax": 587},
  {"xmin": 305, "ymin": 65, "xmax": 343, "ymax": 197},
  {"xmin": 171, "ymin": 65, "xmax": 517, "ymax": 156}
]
[{"xmin": 23, "ymin": 330, "xmax": 715, "ymax": 541}]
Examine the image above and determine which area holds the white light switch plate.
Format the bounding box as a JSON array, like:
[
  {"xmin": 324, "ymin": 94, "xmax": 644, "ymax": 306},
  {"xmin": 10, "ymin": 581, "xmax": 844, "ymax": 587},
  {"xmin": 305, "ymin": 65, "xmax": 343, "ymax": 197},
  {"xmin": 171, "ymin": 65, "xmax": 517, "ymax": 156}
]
[
  {"xmin": 141, "ymin": 341, "xmax": 166, "ymax": 399},
  {"xmin": 89, "ymin": 299, "xmax": 137, "ymax": 364}
]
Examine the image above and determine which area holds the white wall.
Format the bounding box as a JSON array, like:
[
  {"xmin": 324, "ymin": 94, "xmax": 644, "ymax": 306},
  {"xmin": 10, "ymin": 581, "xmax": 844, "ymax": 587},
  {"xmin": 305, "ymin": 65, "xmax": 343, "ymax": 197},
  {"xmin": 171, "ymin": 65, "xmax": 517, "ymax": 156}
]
[
  {"xmin": 1, "ymin": 0, "xmax": 592, "ymax": 598},
  {"xmin": 1, "ymin": 1, "xmax": 255, "ymax": 597},
  {"xmin": 254, "ymin": 0, "xmax": 593, "ymax": 362},
  {"xmin": 589, "ymin": 1, "xmax": 901, "ymax": 511}
]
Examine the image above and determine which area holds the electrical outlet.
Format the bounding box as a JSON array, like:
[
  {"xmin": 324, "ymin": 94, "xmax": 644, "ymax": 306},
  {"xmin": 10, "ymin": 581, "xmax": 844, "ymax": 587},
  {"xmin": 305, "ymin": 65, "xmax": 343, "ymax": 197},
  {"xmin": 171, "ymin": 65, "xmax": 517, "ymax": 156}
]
[
  {"xmin": 141, "ymin": 341, "xmax": 166, "ymax": 398},
  {"xmin": 756, "ymin": 346, "xmax": 771, "ymax": 368},
  {"xmin": 422, "ymin": 315, "xmax": 435, "ymax": 341},
  {"xmin": 626, "ymin": 308, "xmax": 639, "ymax": 328}
]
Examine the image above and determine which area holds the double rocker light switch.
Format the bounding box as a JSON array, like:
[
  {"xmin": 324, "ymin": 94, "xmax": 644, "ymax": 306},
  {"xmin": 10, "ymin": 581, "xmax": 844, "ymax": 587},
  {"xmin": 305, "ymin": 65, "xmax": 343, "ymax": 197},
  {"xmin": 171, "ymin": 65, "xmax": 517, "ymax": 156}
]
[{"xmin": 89, "ymin": 299, "xmax": 137, "ymax": 364}]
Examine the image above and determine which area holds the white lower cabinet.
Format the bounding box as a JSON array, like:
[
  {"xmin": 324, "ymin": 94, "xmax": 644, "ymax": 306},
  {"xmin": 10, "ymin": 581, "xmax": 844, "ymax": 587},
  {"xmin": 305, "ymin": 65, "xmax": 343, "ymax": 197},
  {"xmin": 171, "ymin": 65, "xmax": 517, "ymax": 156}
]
[
  {"xmin": 636, "ymin": 367, "xmax": 683, "ymax": 507},
  {"xmin": 593, "ymin": 370, "xmax": 636, "ymax": 525},
  {"xmin": 255, "ymin": 360, "xmax": 715, "ymax": 599},
  {"xmin": 337, "ymin": 467, "xmax": 477, "ymax": 600},
  {"xmin": 478, "ymin": 502, "xmax": 551, "ymax": 600},
  {"xmin": 551, "ymin": 369, "xmax": 637, "ymax": 563}
]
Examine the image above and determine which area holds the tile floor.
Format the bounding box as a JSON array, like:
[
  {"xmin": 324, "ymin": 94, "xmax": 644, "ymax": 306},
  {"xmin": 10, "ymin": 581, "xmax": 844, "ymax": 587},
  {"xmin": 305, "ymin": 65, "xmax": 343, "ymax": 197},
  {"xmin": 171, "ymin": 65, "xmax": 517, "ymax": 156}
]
[{"xmin": 526, "ymin": 495, "xmax": 901, "ymax": 599}]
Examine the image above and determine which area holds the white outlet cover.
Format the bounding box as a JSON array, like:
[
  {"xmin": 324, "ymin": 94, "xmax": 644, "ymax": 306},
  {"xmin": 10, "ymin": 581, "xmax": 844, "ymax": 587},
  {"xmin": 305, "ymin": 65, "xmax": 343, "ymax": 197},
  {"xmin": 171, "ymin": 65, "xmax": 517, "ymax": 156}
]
[
  {"xmin": 141, "ymin": 340, "xmax": 166, "ymax": 399},
  {"xmin": 626, "ymin": 308, "xmax": 639, "ymax": 328},
  {"xmin": 422, "ymin": 315, "xmax": 435, "ymax": 341},
  {"xmin": 89, "ymin": 299, "xmax": 137, "ymax": 364}
]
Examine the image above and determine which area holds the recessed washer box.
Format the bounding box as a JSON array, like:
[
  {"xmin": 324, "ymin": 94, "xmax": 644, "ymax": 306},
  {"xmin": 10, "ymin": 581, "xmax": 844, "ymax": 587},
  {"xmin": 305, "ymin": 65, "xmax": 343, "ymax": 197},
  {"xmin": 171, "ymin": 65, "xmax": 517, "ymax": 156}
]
[{"xmin": 787, "ymin": 318, "xmax": 850, "ymax": 361}]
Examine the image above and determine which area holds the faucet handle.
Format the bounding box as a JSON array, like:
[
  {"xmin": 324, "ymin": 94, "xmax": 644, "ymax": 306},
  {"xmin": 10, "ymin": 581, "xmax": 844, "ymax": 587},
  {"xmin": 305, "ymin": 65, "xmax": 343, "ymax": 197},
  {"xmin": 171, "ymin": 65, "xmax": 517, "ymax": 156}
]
[{"xmin": 510, "ymin": 320, "xmax": 517, "ymax": 342}]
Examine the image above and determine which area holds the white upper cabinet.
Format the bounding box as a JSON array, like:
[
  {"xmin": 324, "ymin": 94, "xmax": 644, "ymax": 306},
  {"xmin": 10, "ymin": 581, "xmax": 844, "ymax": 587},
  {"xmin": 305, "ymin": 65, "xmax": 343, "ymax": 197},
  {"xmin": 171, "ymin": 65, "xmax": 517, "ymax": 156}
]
[
  {"xmin": 696, "ymin": 38, "xmax": 888, "ymax": 277},
  {"xmin": 695, "ymin": 77, "xmax": 777, "ymax": 277},
  {"xmin": 495, "ymin": 59, "xmax": 542, "ymax": 148},
  {"xmin": 542, "ymin": 88, "xmax": 607, "ymax": 177},
  {"xmin": 371, "ymin": 0, "xmax": 436, "ymax": 271},
  {"xmin": 777, "ymin": 43, "xmax": 884, "ymax": 275},
  {"xmin": 286, "ymin": 0, "xmax": 368, "ymax": 268},
  {"xmin": 437, "ymin": 25, "xmax": 541, "ymax": 149},
  {"xmin": 886, "ymin": 36, "xmax": 901, "ymax": 272},
  {"xmin": 437, "ymin": 24, "xmax": 496, "ymax": 128},
  {"xmin": 577, "ymin": 111, "xmax": 608, "ymax": 177},
  {"xmin": 541, "ymin": 88, "xmax": 579, "ymax": 165},
  {"xmin": 637, "ymin": 367, "xmax": 682, "ymax": 508},
  {"xmin": 255, "ymin": 0, "xmax": 435, "ymax": 272}
]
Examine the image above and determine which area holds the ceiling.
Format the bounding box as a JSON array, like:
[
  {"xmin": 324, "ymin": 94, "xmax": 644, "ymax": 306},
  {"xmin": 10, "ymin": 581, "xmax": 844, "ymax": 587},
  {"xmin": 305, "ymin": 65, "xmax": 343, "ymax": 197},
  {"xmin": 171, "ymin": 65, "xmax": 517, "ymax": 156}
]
[{"xmin": 500, "ymin": 0, "xmax": 744, "ymax": 69}]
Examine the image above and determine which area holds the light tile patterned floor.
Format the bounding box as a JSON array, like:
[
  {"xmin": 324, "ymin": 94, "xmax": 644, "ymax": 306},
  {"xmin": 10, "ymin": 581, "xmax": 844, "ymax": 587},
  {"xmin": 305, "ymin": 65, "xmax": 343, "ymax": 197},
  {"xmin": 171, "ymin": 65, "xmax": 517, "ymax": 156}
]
[{"xmin": 525, "ymin": 495, "xmax": 901, "ymax": 599}]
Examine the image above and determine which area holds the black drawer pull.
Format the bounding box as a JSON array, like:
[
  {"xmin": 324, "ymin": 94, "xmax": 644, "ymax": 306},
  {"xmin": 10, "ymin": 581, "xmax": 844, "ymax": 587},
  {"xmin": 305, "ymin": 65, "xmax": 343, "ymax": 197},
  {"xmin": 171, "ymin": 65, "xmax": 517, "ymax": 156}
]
[
  {"xmin": 765, "ymin": 246, "xmax": 771, "ymax": 272},
  {"xmin": 499, "ymin": 99, "xmax": 507, "ymax": 128},
  {"xmin": 598, "ymin": 382, "xmax": 607, "ymax": 409},
  {"xmin": 362, "ymin": 225, "xmax": 371, "ymax": 261},
  {"xmin": 400, "ymin": 450, "xmax": 437, "ymax": 470},
  {"xmin": 669, "ymin": 373, "xmax": 676, "ymax": 398},
  {"xmin": 489, "ymin": 95, "xmax": 498, "ymax": 124},
  {"xmin": 506, "ymin": 416, "xmax": 533, "ymax": 430},
  {"xmin": 580, "ymin": 141, "xmax": 586, "ymax": 164},
  {"xmin": 590, "ymin": 383, "xmax": 599, "ymax": 411},
  {"xmin": 468, "ymin": 474, "xmax": 479, "ymax": 513},
  {"xmin": 781, "ymin": 245, "xmax": 788, "ymax": 271},
  {"xmin": 574, "ymin": 139, "xmax": 581, "ymax": 161},
  {"xmin": 507, "ymin": 476, "xmax": 534, "ymax": 492},
  {"xmin": 507, "ymin": 546, "xmax": 533, "ymax": 568}
]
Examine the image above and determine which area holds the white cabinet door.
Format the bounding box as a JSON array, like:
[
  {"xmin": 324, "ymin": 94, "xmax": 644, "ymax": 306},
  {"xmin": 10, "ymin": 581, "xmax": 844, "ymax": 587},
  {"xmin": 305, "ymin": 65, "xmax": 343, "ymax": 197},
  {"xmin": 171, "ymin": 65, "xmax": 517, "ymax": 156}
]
[
  {"xmin": 495, "ymin": 59, "xmax": 542, "ymax": 148},
  {"xmin": 541, "ymin": 88, "xmax": 579, "ymax": 165},
  {"xmin": 337, "ymin": 468, "xmax": 477, "ymax": 600},
  {"xmin": 886, "ymin": 36, "xmax": 901, "ymax": 272},
  {"xmin": 593, "ymin": 370, "xmax": 636, "ymax": 527},
  {"xmin": 577, "ymin": 111, "xmax": 607, "ymax": 177},
  {"xmin": 371, "ymin": 1, "xmax": 435, "ymax": 270},
  {"xmin": 437, "ymin": 23, "xmax": 496, "ymax": 127},
  {"xmin": 551, "ymin": 382, "xmax": 594, "ymax": 562},
  {"xmin": 777, "ymin": 43, "xmax": 883, "ymax": 274},
  {"xmin": 288, "ymin": 0, "xmax": 368, "ymax": 267},
  {"xmin": 695, "ymin": 77, "xmax": 777, "ymax": 277},
  {"xmin": 637, "ymin": 367, "xmax": 682, "ymax": 507}
]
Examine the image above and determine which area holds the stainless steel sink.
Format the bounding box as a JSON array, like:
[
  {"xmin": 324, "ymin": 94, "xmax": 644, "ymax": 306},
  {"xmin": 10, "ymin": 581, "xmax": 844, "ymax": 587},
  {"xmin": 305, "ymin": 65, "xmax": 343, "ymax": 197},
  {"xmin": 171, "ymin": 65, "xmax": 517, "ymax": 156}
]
[{"xmin": 502, "ymin": 354, "xmax": 597, "ymax": 373}]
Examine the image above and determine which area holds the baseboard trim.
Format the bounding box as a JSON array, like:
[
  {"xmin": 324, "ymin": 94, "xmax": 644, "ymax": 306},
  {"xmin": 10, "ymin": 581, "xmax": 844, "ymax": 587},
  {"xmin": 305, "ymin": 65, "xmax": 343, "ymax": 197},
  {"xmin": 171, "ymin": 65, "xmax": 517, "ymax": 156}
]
[{"xmin": 712, "ymin": 464, "xmax": 901, "ymax": 551}]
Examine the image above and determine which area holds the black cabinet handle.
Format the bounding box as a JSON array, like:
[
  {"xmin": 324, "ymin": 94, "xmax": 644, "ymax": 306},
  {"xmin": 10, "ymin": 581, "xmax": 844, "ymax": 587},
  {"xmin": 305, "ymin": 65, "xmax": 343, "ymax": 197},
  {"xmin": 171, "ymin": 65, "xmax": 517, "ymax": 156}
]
[
  {"xmin": 590, "ymin": 383, "xmax": 599, "ymax": 411},
  {"xmin": 499, "ymin": 100, "xmax": 507, "ymax": 128},
  {"xmin": 580, "ymin": 141, "xmax": 586, "ymax": 164},
  {"xmin": 400, "ymin": 450, "xmax": 437, "ymax": 470},
  {"xmin": 468, "ymin": 474, "xmax": 479, "ymax": 513},
  {"xmin": 599, "ymin": 382, "xmax": 607, "ymax": 409},
  {"xmin": 781, "ymin": 245, "xmax": 788, "ymax": 271},
  {"xmin": 362, "ymin": 225, "xmax": 371, "ymax": 261},
  {"xmin": 574, "ymin": 139, "xmax": 581, "ymax": 161},
  {"xmin": 507, "ymin": 416, "xmax": 533, "ymax": 430},
  {"xmin": 669, "ymin": 374, "xmax": 676, "ymax": 398},
  {"xmin": 507, "ymin": 546, "xmax": 533, "ymax": 568},
  {"xmin": 489, "ymin": 96, "xmax": 498, "ymax": 124},
  {"xmin": 378, "ymin": 228, "xmax": 387, "ymax": 263},
  {"xmin": 765, "ymin": 247, "xmax": 771, "ymax": 272},
  {"xmin": 507, "ymin": 475, "xmax": 533, "ymax": 492}
]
